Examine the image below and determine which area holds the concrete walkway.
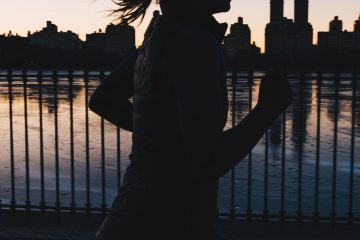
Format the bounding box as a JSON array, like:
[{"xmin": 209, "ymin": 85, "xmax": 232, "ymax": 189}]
[{"xmin": 0, "ymin": 211, "xmax": 359, "ymax": 240}]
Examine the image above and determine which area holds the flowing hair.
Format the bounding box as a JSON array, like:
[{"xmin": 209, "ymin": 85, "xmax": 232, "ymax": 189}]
[{"xmin": 111, "ymin": 0, "xmax": 159, "ymax": 24}]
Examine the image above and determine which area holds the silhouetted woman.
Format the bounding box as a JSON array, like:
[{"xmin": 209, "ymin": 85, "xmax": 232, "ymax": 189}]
[{"xmin": 90, "ymin": 0, "xmax": 292, "ymax": 239}]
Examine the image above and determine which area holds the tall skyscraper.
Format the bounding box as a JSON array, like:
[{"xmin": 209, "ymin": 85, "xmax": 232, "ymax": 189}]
[
  {"xmin": 270, "ymin": 0, "xmax": 284, "ymax": 22},
  {"xmin": 265, "ymin": 0, "xmax": 313, "ymax": 56},
  {"xmin": 295, "ymin": 0, "xmax": 309, "ymax": 24}
]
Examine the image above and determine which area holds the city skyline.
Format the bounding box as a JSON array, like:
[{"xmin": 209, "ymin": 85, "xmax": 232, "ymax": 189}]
[{"xmin": 1, "ymin": 0, "xmax": 360, "ymax": 52}]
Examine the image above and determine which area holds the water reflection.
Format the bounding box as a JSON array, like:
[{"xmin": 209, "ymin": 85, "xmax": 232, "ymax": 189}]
[{"xmin": 0, "ymin": 72, "xmax": 359, "ymax": 217}]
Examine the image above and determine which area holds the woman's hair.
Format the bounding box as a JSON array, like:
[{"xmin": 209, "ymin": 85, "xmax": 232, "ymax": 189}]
[{"xmin": 111, "ymin": 0, "xmax": 160, "ymax": 24}]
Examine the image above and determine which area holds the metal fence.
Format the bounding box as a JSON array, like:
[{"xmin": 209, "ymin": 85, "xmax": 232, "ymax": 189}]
[{"xmin": 0, "ymin": 69, "xmax": 359, "ymax": 224}]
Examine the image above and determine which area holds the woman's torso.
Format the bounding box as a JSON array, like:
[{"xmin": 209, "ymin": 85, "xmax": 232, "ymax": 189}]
[{"xmin": 128, "ymin": 15, "xmax": 229, "ymax": 233}]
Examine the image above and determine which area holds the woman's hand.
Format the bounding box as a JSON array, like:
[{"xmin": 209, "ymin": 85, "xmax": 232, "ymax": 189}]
[{"xmin": 257, "ymin": 70, "xmax": 293, "ymax": 116}]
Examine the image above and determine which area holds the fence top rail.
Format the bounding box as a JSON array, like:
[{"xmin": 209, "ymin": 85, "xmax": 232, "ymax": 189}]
[
  {"xmin": 0, "ymin": 70, "xmax": 358, "ymax": 79},
  {"xmin": 0, "ymin": 70, "xmax": 112, "ymax": 77}
]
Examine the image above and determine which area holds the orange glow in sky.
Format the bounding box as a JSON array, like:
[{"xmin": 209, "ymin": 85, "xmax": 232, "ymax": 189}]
[{"xmin": 1, "ymin": 0, "xmax": 359, "ymax": 51}]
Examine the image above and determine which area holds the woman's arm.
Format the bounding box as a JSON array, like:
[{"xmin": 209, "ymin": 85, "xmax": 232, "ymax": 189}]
[
  {"xmin": 89, "ymin": 51, "xmax": 137, "ymax": 132},
  {"xmin": 217, "ymin": 71, "xmax": 292, "ymax": 176}
]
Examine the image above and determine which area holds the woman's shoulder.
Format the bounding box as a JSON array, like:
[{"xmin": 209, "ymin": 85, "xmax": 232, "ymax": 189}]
[
  {"xmin": 164, "ymin": 26, "xmax": 218, "ymax": 57},
  {"xmin": 177, "ymin": 25, "xmax": 215, "ymax": 44},
  {"xmin": 154, "ymin": 17, "xmax": 217, "ymax": 50}
]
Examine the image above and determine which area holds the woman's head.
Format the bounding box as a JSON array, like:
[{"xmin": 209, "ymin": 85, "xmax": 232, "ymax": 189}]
[{"xmin": 112, "ymin": 0, "xmax": 231, "ymax": 24}]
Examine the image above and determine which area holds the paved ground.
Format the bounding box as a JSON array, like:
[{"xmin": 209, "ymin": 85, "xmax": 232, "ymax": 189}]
[{"xmin": 0, "ymin": 211, "xmax": 359, "ymax": 240}]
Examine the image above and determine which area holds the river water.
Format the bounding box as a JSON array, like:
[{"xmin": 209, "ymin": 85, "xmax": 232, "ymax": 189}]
[{"xmin": 0, "ymin": 71, "xmax": 359, "ymax": 218}]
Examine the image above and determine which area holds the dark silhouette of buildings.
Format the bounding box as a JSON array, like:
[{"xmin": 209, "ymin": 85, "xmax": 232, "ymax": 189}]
[
  {"xmin": 318, "ymin": 15, "xmax": 360, "ymax": 51},
  {"xmin": 330, "ymin": 16, "xmax": 343, "ymax": 32},
  {"xmin": 0, "ymin": 32, "xmax": 28, "ymax": 67},
  {"xmin": 224, "ymin": 17, "xmax": 260, "ymax": 57},
  {"xmin": 85, "ymin": 22, "xmax": 135, "ymax": 58},
  {"xmin": 355, "ymin": 14, "xmax": 360, "ymax": 33},
  {"xmin": 265, "ymin": 0, "xmax": 313, "ymax": 56},
  {"xmin": 29, "ymin": 21, "xmax": 82, "ymax": 50},
  {"xmin": 295, "ymin": 0, "xmax": 309, "ymax": 24},
  {"xmin": 0, "ymin": 20, "xmax": 136, "ymax": 68},
  {"xmin": 0, "ymin": 34, "xmax": 6, "ymax": 54},
  {"xmin": 1, "ymin": 8, "xmax": 360, "ymax": 70},
  {"xmin": 223, "ymin": 17, "xmax": 261, "ymax": 68},
  {"xmin": 270, "ymin": 0, "xmax": 284, "ymax": 22}
]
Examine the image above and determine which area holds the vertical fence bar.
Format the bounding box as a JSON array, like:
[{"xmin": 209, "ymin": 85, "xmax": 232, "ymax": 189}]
[
  {"xmin": 38, "ymin": 70, "xmax": 46, "ymax": 212},
  {"xmin": 280, "ymin": 69, "xmax": 288, "ymax": 223},
  {"xmin": 263, "ymin": 130, "xmax": 269, "ymax": 222},
  {"xmin": 54, "ymin": 71, "xmax": 61, "ymax": 212},
  {"xmin": 84, "ymin": 71, "xmax": 91, "ymax": 213},
  {"xmin": 314, "ymin": 71, "xmax": 322, "ymax": 223},
  {"xmin": 348, "ymin": 69, "xmax": 357, "ymax": 224},
  {"xmin": 8, "ymin": 72, "xmax": 16, "ymax": 211},
  {"xmin": 23, "ymin": 71, "xmax": 31, "ymax": 212},
  {"xmin": 101, "ymin": 117, "xmax": 106, "ymax": 213},
  {"xmin": 280, "ymin": 112, "xmax": 286, "ymax": 222},
  {"xmin": 100, "ymin": 74, "xmax": 107, "ymax": 214},
  {"xmin": 117, "ymin": 127, "xmax": 122, "ymax": 193},
  {"xmin": 0, "ymin": 69, "xmax": 2, "ymax": 208},
  {"xmin": 246, "ymin": 70, "xmax": 254, "ymax": 221},
  {"xmin": 331, "ymin": 71, "xmax": 339, "ymax": 224},
  {"xmin": 0, "ymin": 144, "xmax": 1, "ymax": 210},
  {"xmin": 69, "ymin": 71, "xmax": 76, "ymax": 213},
  {"xmin": 0, "ymin": 73, "xmax": 3, "ymax": 211},
  {"xmin": 297, "ymin": 71, "xmax": 304, "ymax": 223},
  {"xmin": 229, "ymin": 70, "xmax": 237, "ymax": 219}
]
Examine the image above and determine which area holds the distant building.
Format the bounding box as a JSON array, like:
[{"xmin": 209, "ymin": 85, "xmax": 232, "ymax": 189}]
[
  {"xmin": 265, "ymin": 0, "xmax": 313, "ymax": 56},
  {"xmin": 28, "ymin": 21, "xmax": 82, "ymax": 50},
  {"xmin": 0, "ymin": 33, "xmax": 28, "ymax": 67},
  {"xmin": 0, "ymin": 32, "xmax": 27, "ymax": 49},
  {"xmin": 250, "ymin": 42, "xmax": 261, "ymax": 55},
  {"xmin": 330, "ymin": 16, "xmax": 343, "ymax": 32},
  {"xmin": 354, "ymin": 14, "xmax": 360, "ymax": 33},
  {"xmin": 85, "ymin": 22, "xmax": 135, "ymax": 57},
  {"xmin": 318, "ymin": 16, "xmax": 360, "ymax": 51},
  {"xmin": 224, "ymin": 17, "xmax": 257, "ymax": 56},
  {"xmin": 0, "ymin": 34, "xmax": 7, "ymax": 56}
]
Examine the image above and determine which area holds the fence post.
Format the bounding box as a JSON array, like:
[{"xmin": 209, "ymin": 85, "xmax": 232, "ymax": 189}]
[
  {"xmin": 314, "ymin": 69, "xmax": 322, "ymax": 224},
  {"xmin": 331, "ymin": 69, "xmax": 340, "ymax": 225},
  {"xmin": 348, "ymin": 66, "xmax": 357, "ymax": 225},
  {"xmin": 53, "ymin": 72, "xmax": 61, "ymax": 213},
  {"xmin": 69, "ymin": 70, "xmax": 76, "ymax": 214},
  {"xmin": 38, "ymin": 70, "xmax": 46, "ymax": 213},
  {"xmin": 229, "ymin": 69, "xmax": 237, "ymax": 220},
  {"xmin": 296, "ymin": 69, "xmax": 305, "ymax": 224},
  {"xmin": 8, "ymin": 72, "xmax": 16, "ymax": 213},
  {"xmin": 280, "ymin": 67, "xmax": 288, "ymax": 224},
  {"xmin": 246, "ymin": 69, "xmax": 254, "ymax": 223},
  {"xmin": 84, "ymin": 69, "xmax": 92, "ymax": 215},
  {"xmin": 22, "ymin": 70, "xmax": 31, "ymax": 213},
  {"xmin": 100, "ymin": 72, "xmax": 107, "ymax": 215}
]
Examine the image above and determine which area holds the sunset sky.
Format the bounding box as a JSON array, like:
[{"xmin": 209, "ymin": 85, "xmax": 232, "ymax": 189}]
[{"xmin": 1, "ymin": 0, "xmax": 359, "ymax": 51}]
